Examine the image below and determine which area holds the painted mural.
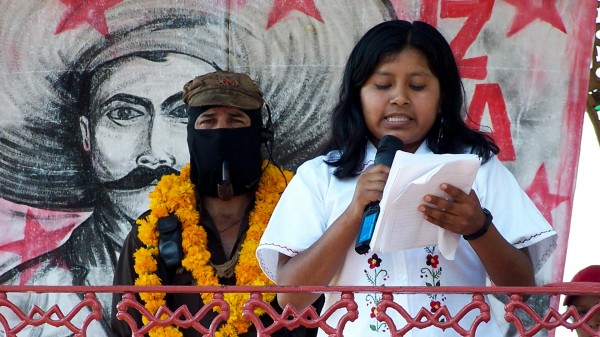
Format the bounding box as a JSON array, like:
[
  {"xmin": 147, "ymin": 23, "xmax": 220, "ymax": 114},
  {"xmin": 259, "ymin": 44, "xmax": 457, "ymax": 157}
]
[{"xmin": 0, "ymin": 0, "xmax": 595, "ymax": 336}]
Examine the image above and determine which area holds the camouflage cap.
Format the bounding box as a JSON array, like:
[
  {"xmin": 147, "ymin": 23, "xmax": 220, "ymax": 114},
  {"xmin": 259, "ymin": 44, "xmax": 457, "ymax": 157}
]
[{"xmin": 182, "ymin": 71, "xmax": 263, "ymax": 110}]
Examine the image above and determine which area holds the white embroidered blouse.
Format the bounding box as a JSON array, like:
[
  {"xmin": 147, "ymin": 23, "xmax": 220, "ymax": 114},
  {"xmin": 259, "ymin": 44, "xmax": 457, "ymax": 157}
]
[{"xmin": 257, "ymin": 142, "xmax": 557, "ymax": 337}]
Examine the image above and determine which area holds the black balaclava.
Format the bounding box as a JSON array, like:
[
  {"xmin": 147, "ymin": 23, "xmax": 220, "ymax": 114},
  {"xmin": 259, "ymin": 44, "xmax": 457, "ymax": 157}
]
[{"xmin": 187, "ymin": 106, "xmax": 263, "ymax": 199}]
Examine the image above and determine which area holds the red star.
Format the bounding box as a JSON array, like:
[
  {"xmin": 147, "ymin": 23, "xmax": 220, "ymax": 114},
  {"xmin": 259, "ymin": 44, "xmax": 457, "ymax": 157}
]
[
  {"xmin": 505, "ymin": 0, "xmax": 566, "ymax": 37},
  {"xmin": 0, "ymin": 209, "xmax": 76, "ymax": 285},
  {"xmin": 54, "ymin": 0, "xmax": 124, "ymax": 38},
  {"xmin": 266, "ymin": 0, "xmax": 324, "ymax": 29},
  {"xmin": 524, "ymin": 164, "xmax": 569, "ymax": 225}
]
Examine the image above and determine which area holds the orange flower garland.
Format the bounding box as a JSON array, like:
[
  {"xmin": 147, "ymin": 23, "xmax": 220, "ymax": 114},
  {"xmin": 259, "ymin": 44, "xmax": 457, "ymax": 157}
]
[{"xmin": 134, "ymin": 161, "xmax": 292, "ymax": 337}]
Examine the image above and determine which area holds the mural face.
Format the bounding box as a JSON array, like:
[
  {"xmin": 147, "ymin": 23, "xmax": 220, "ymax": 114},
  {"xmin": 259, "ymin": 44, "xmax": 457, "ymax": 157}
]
[
  {"xmin": 81, "ymin": 53, "xmax": 213, "ymax": 221},
  {"xmin": 0, "ymin": 0, "xmax": 595, "ymax": 336}
]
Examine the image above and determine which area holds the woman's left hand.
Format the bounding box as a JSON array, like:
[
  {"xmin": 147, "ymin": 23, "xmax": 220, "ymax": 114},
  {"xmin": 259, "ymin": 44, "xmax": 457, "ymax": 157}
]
[{"xmin": 418, "ymin": 183, "xmax": 487, "ymax": 236}]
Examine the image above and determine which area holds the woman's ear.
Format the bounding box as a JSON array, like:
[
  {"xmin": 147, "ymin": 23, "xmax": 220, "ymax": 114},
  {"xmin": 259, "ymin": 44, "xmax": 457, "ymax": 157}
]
[{"xmin": 79, "ymin": 116, "xmax": 91, "ymax": 152}]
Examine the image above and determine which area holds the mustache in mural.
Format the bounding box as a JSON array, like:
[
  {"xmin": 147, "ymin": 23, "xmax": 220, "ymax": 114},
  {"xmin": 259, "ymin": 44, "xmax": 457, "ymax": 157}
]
[{"xmin": 103, "ymin": 165, "xmax": 180, "ymax": 190}]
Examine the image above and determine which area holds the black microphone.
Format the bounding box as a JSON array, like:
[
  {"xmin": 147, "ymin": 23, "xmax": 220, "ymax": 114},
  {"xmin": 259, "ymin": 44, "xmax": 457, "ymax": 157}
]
[{"xmin": 355, "ymin": 135, "xmax": 404, "ymax": 254}]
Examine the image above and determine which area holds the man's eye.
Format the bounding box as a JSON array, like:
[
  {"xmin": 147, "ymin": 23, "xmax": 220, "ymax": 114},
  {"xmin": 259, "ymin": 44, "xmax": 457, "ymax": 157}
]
[
  {"xmin": 197, "ymin": 119, "xmax": 215, "ymax": 126},
  {"xmin": 106, "ymin": 107, "xmax": 144, "ymax": 121},
  {"xmin": 231, "ymin": 118, "xmax": 247, "ymax": 125}
]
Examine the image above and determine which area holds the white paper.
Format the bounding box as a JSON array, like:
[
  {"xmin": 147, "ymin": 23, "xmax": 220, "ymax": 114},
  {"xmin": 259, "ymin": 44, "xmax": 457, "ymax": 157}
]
[{"xmin": 370, "ymin": 151, "xmax": 481, "ymax": 259}]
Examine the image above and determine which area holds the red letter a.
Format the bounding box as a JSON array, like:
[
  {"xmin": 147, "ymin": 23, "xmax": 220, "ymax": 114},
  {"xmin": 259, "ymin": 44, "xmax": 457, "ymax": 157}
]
[{"xmin": 466, "ymin": 83, "xmax": 516, "ymax": 161}]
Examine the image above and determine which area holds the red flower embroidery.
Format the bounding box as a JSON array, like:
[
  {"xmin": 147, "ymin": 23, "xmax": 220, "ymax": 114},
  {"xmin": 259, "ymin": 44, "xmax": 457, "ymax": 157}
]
[
  {"xmin": 430, "ymin": 300, "xmax": 441, "ymax": 312},
  {"xmin": 368, "ymin": 254, "xmax": 382, "ymax": 269},
  {"xmin": 426, "ymin": 254, "xmax": 439, "ymax": 268},
  {"xmin": 370, "ymin": 306, "xmax": 378, "ymax": 318}
]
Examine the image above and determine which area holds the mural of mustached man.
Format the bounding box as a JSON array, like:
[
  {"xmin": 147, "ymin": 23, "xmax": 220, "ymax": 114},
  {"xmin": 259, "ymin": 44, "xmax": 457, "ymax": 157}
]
[{"xmin": 0, "ymin": 1, "xmax": 392, "ymax": 335}]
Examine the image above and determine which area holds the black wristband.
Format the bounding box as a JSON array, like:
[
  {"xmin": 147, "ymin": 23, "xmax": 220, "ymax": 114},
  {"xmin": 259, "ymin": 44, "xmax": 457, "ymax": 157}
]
[{"xmin": 463, "ymin": 208, "xmax": 493, "ymax": 241}]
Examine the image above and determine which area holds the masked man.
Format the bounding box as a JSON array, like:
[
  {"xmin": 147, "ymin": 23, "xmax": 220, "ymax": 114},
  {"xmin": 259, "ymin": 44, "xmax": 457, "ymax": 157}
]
[{"xmin": 111, "ymin": 70, "xmax": 309, "ymax": 337}]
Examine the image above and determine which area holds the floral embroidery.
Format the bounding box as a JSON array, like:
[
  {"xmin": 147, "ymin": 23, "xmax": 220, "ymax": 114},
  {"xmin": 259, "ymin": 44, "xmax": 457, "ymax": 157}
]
[
  {"xmin": 426, "ymin": 254, "xmax": 439, "ymax": 268},
  {"xmin": 364, "ymin": 253, "xmax": 389, "ymax": 333},
  {"xmin": 420, "ymin": 246, "xmax": 446, "ymax": 318},
  {"xmin": 368, "ymin": 254, "xmax": 382, "ymax": 269}
]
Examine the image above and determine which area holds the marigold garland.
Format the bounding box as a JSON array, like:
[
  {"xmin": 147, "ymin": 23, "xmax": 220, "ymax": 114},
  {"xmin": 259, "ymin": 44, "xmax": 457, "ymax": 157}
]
[{"xmin": 134, "ymin": 161, "xmax": 292, "ymax": 337}]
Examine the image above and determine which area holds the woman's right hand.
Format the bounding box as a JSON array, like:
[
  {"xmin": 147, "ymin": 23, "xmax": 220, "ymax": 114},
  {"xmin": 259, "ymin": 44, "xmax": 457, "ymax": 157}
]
[{"xmin": 346, "ymin": 164, "xmax": 391, "ymax": 223}]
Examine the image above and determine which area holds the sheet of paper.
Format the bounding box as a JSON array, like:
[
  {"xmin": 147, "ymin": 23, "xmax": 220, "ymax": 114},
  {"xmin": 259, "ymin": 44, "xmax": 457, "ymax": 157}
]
[{"xmin": 370, "ymin": 151, "xmax": 481, "ymax": 259}]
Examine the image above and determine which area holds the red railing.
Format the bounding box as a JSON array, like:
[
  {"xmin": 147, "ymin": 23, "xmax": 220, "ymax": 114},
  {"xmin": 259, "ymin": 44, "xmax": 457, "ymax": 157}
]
[{"xmin": 0, "ymin": 284, "xmax": 598, "ymax": 336}]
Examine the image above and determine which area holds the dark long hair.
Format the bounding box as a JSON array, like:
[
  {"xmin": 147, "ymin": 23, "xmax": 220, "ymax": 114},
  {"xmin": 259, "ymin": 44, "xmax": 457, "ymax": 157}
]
[{"xmin": 323, "ymin": 20, "xmax": 498, "ymax": 178}]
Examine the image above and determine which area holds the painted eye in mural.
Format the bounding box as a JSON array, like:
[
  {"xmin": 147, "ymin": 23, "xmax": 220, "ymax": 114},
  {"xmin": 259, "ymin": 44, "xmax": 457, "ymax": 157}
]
[
  {"xmin": 160, "ymin": 92, "xmax": 187, "ymax": 124},
  {"xmin": 167, "ymin": 104, "xmax": 188, "ymax": 124},
  {"xmin": 106, "ymin": 106, "xmax": 145, "ymax": 122},
  {"xmin": 98, "ymin": 93, "xmax": 149, "ymax": 126}
]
